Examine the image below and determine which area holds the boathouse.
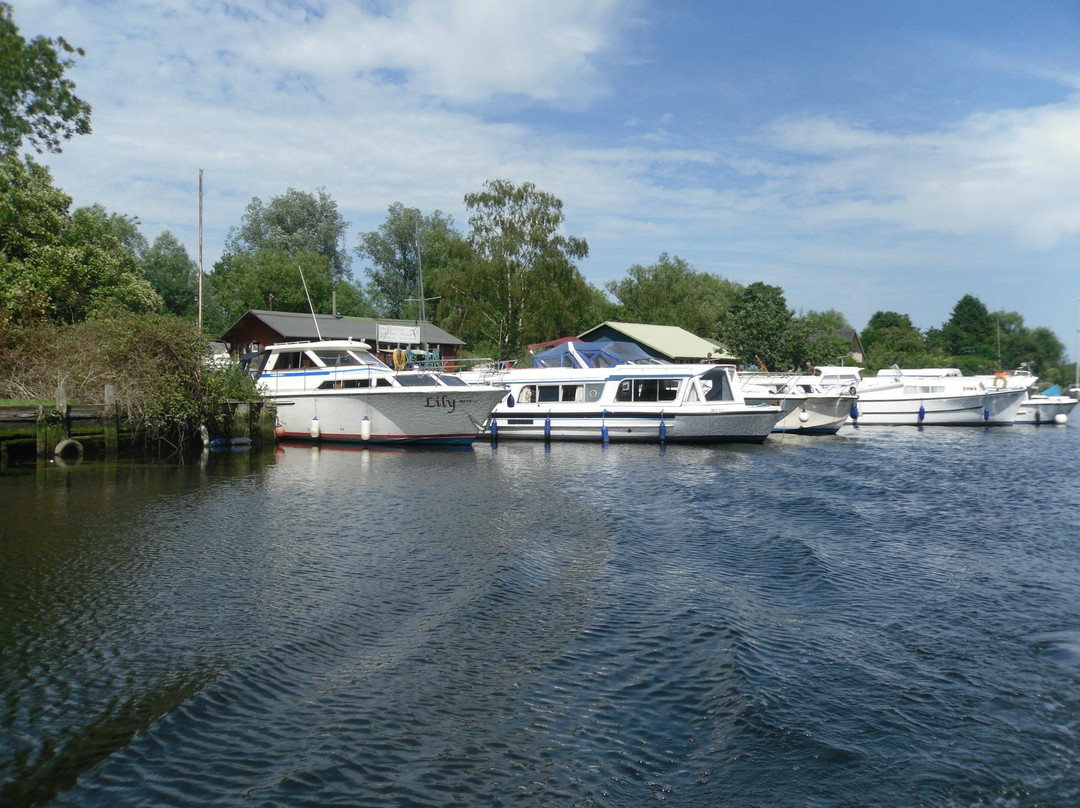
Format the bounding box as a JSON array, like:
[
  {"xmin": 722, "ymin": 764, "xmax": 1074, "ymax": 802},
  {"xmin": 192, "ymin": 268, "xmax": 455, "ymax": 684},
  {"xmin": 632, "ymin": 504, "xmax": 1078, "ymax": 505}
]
[{"xmin": 219, "ymin": 310, "xmax": 467, "ymax": 367}]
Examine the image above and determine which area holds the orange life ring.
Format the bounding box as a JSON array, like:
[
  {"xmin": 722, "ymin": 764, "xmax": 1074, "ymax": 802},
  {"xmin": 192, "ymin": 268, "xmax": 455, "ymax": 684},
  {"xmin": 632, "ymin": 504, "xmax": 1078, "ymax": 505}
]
[
  {"xmin": 392, "ymin": 348, "xmax": 407, "ymax": 371},
  {"xmin": 993, "ymin": 375, "xmax": 1007, "ymax": 388}
]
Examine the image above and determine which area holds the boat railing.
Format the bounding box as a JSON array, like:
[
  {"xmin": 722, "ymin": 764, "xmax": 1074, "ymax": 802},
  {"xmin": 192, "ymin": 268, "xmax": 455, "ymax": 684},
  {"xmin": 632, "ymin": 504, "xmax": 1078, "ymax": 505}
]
[{"xmin": 409, "ymin": 356, "xmax": 514, "ymax": 375}]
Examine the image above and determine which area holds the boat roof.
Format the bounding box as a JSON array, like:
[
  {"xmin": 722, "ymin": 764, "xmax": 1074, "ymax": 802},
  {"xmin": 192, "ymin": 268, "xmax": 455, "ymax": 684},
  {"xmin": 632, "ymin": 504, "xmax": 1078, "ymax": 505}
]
[
  {"xmin": 267, "ymin": 338, "xmax": 373, "ymax": 352},
  {"xmin": 876, "ymin": 366, "xmax": 963, "ymax": 378},
  {"xmin": 532, "ymin": 340, "xmax": 663, "ymax": 368}
]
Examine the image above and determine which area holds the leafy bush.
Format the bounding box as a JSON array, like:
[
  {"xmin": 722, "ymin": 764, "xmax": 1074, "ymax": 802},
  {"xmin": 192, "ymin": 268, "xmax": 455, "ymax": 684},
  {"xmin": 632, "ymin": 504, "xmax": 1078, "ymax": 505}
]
[{"xmin": 0, "ymin": 310, "xmax": 260, "ymax": 441}]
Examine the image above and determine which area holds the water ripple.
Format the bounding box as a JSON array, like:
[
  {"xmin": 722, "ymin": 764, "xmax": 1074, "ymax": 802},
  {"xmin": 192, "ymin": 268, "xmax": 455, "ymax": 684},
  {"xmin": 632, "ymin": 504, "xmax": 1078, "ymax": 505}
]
[{"xmin": 3, "ymin": 431, "xmax": 1080, "ymax": 806}]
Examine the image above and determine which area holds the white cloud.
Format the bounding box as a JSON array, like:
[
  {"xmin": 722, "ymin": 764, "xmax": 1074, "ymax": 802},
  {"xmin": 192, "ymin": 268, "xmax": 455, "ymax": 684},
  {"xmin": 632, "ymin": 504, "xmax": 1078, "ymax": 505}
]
[{"xmin": 759, "ymin": 98, "xmax": 1080, "ymax": 248}]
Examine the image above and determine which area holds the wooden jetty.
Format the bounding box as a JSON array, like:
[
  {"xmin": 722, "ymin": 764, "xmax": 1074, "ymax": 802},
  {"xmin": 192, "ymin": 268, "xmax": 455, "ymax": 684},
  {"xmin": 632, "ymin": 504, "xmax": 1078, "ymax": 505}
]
[{"xmin": 0, "ymin": 385, "xmax": 275, "ymax": 464}]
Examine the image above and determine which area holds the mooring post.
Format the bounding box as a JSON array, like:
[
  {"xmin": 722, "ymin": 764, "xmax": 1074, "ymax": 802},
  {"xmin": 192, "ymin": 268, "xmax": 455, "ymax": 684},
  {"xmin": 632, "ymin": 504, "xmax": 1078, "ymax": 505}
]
[
  {"xmin": 234, "ymin": 401, "xmax": 250, "ymax": 440},
  {"xmin": 37, "ymin": 388, "xmax": 70, "ymax": 457},
  {"xmin": 104, "ymin": 384, "xmax": 118, "ymax": 456}
]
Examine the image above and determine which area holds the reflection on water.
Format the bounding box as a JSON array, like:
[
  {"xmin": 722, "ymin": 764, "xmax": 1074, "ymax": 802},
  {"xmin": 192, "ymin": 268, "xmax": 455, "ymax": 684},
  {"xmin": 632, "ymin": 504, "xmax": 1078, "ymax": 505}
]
[{"xmin": 2, "ymin": 428, "xmax": 1080, "ymax": 806}]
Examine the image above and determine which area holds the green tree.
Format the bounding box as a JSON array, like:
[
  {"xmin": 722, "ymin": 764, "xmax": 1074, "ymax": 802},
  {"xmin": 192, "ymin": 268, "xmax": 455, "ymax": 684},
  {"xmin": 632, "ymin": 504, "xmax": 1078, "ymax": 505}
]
[
  {"xmin": 0, "ymin": 2, "xmax": 92, "ymax": 155},
  {"xmin": 210, "ymin": 249, "xmax": 333, "ymax": 325},
  {"xmin": 1027, "ymin": 326, "xmax": 1068, "ymax": 385},
  {"xmin": 433, "ymin": 179, "xmax": 589, "ymax": 360},
  {"xmin": 793, "ymin": 309, "xmax": 854, "ymax": 366},
  {"xmin": 860, "ymin": 310, "xmax": 946, "ymax": 371},
  {"xmin": 861, "ymin": 311, "xmax": 919, "ymax": 357},
  {"xmin": 0, "ymin": 156, "xmax": 159, "ymax": 325},
  {"xmin": 226, "ymin": 188, "xmax": 352, "ymax": 285},
  {"xmin": 58, "ymin": 205, "xmax": 161, "ymax": 322},
  {"xmin": 0, "ymin": 152, "xmax": 69, "ymax": 322},
  {"xmin": 605, "ymin": 253, "xmax": 740, "ymax": 337},
  {"xmin": 720, "ymin": 282, "xmax": 798, "ymax": 370},
  {"xmin": 142, "ymin": 231, "xmax": 199, "ymax": 318},
  {"xmin": 937, "ymin": 294, "xmax": 995, "ymax": 360},
  {"xmin": 356, "ymin": 202, "xmax": 461, "ymax": 319}
]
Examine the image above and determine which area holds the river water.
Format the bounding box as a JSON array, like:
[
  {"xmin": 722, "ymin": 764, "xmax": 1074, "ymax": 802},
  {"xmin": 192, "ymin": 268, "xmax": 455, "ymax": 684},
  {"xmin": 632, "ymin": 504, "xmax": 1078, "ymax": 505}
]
[{"xmin": 2, "ymin": 424, "xmax": 1079, "ymax": 807}]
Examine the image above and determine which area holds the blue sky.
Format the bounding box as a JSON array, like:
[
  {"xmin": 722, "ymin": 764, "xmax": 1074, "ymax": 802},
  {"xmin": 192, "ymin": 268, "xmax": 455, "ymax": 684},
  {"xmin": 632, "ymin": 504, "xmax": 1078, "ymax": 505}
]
[{"xmin": 15, "ymin": 0, "xmax": 1080, "ymax": 358}]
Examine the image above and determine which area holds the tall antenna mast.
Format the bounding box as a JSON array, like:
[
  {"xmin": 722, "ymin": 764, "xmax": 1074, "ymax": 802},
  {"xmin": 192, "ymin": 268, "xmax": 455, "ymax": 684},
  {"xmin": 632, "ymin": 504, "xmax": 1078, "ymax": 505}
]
[
  {"xmin": 416, "ymin": 221, "xmax": 427, "ymax": 352},
  {"xmin": 198, "ymin": 168, "xmax": 203, "ymax": 332},
  {"xmin": 298, "ymin": 265, "xmax": 322, "ymax": 340}
]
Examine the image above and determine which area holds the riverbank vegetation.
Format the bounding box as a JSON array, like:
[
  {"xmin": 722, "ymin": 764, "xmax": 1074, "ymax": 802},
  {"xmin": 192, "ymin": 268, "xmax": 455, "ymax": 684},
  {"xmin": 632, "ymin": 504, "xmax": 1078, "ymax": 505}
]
[
  {"xmin": 0, "ymin": 1, "xmax": 1072, "ymax": 391},
  {"xmin": 0, "ymin": 311, "xmax": 260, "ymax": 444}
]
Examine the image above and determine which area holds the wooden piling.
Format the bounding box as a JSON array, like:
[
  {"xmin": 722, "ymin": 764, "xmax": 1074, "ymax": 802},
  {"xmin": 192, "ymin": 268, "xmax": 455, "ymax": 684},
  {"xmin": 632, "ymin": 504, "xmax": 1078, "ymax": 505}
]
[{"xmin": 104, "ymin": 384, "xmax": 118, "ymax": 457}]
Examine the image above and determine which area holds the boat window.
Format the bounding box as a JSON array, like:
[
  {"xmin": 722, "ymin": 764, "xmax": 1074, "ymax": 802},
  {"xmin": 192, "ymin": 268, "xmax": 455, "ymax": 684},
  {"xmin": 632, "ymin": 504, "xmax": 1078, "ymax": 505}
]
[
  {"xmin": 314, "ymin": 350, "xmax": 355, "ymax": 366},
  {"xmin": 584, "ymin": 383, "xmax": 603, "ymax": 401},
  {"xmin": 270, "ymin": 352, "xmax": 302, "ymax": 370},
  {"xmin": 537, "ymin": 385, "xmax": 560, "ymax": 403},
  {"xmin": 438, "ymin": 375, "xmax": 469, "ymax": 387},
  {"xmin": 613, "ymin": 378, "xmax": 679, "ymax": 402},
  {"xmin": 561, "ymin": 385, "xmax": 583, "ymax": 402},
  {"xmin": 517, "ymin": 385, "xmax": 536, "ymax": 403},
  {"xmin": 318, "ymin": 378, "xmax": 378, "ymax": 389},
  {"xmin": 635, "ymin": 379, "xmax": 659, "ymax": 401}
]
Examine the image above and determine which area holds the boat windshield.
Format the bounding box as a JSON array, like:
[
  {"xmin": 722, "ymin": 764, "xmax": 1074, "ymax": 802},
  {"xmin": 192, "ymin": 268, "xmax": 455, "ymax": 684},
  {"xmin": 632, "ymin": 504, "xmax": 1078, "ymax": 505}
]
[
  {"xmin": 437, "ymin": 374, "xmax": 470, "ymax": 387},
  {"xmin": 699, "ymin": 367, "xmax": 734, "ymax": 401},
  {"xmin": 241, "ymin": 350, "xmax": 270, "ymax": 377},
  {"xmin": 394, "ymin": 373, "xmax": 442, "ymax": 387}
]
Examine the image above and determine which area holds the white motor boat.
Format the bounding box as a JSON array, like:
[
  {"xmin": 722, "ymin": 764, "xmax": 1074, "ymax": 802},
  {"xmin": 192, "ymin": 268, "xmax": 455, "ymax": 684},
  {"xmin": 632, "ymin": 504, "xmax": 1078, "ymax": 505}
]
[
  {"xmin": 1014, "ymin": 390, "xmax": 1077, "ymax": 425},
  {"xmin": 244, "ymin": 338, "xmax": 507, "ymax": 445},
  {"xmin": 738, "ymin": 372, "xmax": 857, "ymax": 435},
  {"xmin": 812, "ymin": 366, "xmax": 1027, "ymax": 426},
  {"xmin": 461, "ymin": 341, "xmax": 783, "ymax": 443},
  {"xmin": 966, "ymin": 366, "xmax": 1076, "ymax": 425}
]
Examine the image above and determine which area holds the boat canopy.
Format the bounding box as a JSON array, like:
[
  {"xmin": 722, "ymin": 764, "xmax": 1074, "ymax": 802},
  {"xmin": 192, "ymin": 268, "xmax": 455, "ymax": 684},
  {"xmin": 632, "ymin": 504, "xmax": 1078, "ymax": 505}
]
[{"xmin": 532, "ymin": 340, "xmax": 663, "ymax": 369}]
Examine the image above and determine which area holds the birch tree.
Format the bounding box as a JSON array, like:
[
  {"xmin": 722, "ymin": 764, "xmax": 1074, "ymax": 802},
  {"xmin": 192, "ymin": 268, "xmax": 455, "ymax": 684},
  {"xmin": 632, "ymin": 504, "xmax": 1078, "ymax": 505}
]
[{"xmin": 435, "ymin": 179, "xmax": 589, "ymax": 360}]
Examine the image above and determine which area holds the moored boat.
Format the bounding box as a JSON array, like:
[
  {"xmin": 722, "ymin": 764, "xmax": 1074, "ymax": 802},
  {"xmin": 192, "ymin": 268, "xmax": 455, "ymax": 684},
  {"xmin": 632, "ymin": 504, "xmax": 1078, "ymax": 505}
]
[
  {"xmin": 1012, "ymin": 385, "xmax": 1077, "ymax": 425},
  {"xmin": 812, "ymin": 366, "xmax": 1027, "ymax": 426},
  {"xmin": 965, "ymin": 367, "xmax": 1076, "ymax": 425},
  {"xmin": 244, "ymin": 338, "xmax": 506, "ymax": 445},
  {"xmin": 738, "ymin": 372, "xmax": 857, "ymax": 435},
  {"xmin": 461, "ymin": 344, "xmax": 783, "ymax": 443}
]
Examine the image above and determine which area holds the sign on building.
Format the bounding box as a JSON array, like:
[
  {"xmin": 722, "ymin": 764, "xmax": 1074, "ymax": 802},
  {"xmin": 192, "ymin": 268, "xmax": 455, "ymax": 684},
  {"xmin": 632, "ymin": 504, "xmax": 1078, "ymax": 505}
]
[{"xmin": 376, "ymin": 323, "xmax": 421, "ymax": 344}]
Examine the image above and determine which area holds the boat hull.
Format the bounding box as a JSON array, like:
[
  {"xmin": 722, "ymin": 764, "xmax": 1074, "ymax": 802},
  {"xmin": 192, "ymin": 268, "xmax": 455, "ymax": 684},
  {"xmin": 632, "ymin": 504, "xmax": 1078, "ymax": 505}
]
[
  {"xmin": 486, "ymin": 405, "xmax": 781, "ymax": 443},
  {"xmin": 743, "ymin": 393, "xmax": 856, "ymax": 434},
  {"xmin": 849, "ymin": 387, "xmax": 1026, "ymax": 426},
  {"xmin": 1014, "ymin": 395, "xmax": 1078, "ymax": 425},
  {"xmin": 270, "ymin": 388, "xmax": 506, "ymax": 445}
]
